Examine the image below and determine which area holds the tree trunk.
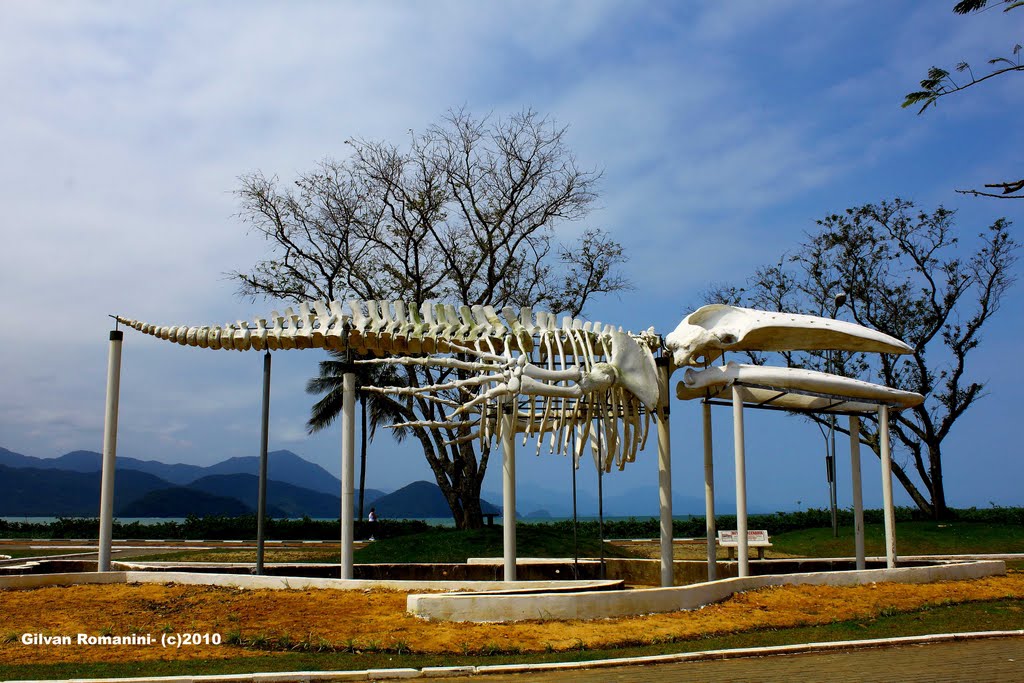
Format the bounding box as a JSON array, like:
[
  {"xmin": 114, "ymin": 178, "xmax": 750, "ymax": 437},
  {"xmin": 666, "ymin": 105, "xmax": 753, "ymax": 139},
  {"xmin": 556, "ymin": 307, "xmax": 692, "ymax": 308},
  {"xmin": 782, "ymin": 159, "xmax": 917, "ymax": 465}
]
[
  {"xmin": 927, "ymin": 442, "xmax": 949, "ymax": 520},
  {"xmin": 460, "ymin": 492, "xmax": 484, "ymax": 530}
]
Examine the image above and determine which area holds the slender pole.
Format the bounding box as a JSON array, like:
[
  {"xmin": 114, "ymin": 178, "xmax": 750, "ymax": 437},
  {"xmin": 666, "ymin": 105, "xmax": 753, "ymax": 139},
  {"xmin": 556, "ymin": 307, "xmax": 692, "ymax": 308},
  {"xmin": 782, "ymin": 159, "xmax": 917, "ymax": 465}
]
[
  {"xmin": 656, "ymin": 358, "xmax": 674, "ymax": 587},
  {"xmin": 358, "ymin": 392, "xmax": 367, "ymax": 522},
  {"xmin": 702, "ymin": 401, "xmax": 716, "ymax": 581},
  {"xmin": 255, "ymin": 352, "xmax": 271, "ymax": 575},
  {"xmin": 597, "ymin": 420, "xmax": 605, "ymax": 581},
  {"xmin": 829, "ymin": 413, "xmax": 839, "ymax": 537},
  {"xmin": 98, "ymin": 330, "xmax": 123, "ymax": 572},
  {"xmin": 732, "ymin": 385, "xmax": 749, "ymax": 577},
  {"xmin": 501, "ymin": 400, "xmax": 517, "ymax": 582},
  {"xmin": 848, "ymin": 415, "xmax": 865, "ymax": 570},
  {"xmin": 878, "ymin": 404, "xmax": 897, "ymax": 568},
  {"xmin": 571, "ymin": 429, "xmax": 578, "ymax": 577},
  {"xmin": 340, "ymin": 371, "xmax": 356, "ymax": 579}
]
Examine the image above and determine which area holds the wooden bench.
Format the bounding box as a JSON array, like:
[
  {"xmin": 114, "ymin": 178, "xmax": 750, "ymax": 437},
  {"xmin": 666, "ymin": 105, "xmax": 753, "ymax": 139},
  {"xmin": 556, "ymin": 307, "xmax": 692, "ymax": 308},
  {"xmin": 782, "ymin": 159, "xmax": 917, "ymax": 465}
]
[
  {"xmin": 482, "ymin": 513, "xmax": 498, "ymax": 527},
  {"xmin": 717, "ymin": 529, "xmax": 772, "ymax": 560}
]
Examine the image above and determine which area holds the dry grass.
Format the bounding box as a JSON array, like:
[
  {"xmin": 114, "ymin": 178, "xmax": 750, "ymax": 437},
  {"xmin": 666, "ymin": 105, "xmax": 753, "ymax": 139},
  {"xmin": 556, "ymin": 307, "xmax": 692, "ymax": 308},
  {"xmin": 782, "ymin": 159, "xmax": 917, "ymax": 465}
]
[
  {"xmin": 138, "ymin": 548, "xmax": 342, "ymax": 563},
  {"xmin": 0, "ymin": 574, "xmax": 1021, "ymax": 666}
]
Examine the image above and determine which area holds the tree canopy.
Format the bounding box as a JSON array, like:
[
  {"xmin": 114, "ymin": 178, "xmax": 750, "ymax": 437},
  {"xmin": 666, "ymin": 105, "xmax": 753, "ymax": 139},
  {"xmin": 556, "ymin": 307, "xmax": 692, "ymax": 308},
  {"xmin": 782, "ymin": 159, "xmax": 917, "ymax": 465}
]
[
  {"xmin": 903, "ymin": 0, "xmax": 1023, "ymax": 198},
  {"xmin": 706, "ymin": 199, "xmax": 1018, "ymax": 518},
  {"xmin": 232, "ymin": 108, "xmax": 630, "ymax": 528}
]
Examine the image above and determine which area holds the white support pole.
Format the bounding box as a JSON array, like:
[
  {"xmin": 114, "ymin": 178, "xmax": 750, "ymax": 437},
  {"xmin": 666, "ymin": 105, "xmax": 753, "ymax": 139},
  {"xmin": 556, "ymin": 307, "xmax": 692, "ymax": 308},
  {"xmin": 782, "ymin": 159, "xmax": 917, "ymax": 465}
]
[
  {"xmin": 501, "ymin": 401, "xmax": 517, "ymax": 582},
  {"xmin": 848, "ymin": 415, "xmax": 866, "ymax": 571},
  {"xmin": 255, "ymin": 352, "xmax": 271, "ymax": 576},
  {"xmin": 732, "ymin": 386, "xmax": 749, "ymax": 578},
  {"xmin": 656, "ymin": 359, "xmax": 674, "ymax": 588},
  {"xmin": 340, "ymin": 371, "xmax": 356, "ymax": 579},
  {"xmin": 878, "ymin": 404, "xmax": 897, "ymax": 568},
  {"xmin": 702, "ymin": 401, "xmax": 717, "ymax": 581},
  {"xmin": 98, "ymin": 330, "xmax": 123, "ymax": 572}
]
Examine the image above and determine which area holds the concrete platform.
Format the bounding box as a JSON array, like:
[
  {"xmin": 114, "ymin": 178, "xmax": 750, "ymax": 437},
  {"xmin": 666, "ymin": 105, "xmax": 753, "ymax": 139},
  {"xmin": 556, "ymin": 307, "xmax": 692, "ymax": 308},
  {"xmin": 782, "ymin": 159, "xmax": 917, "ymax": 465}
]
[{"xmin": 407, "ymin": 560, "xmax": 1006, "ymax": 622}]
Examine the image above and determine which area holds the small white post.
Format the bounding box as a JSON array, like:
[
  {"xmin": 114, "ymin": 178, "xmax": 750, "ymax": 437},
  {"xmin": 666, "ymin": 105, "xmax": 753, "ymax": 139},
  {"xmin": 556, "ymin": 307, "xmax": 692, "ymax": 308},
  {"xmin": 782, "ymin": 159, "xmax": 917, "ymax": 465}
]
[
  {"xmin": 702, "ymin": 401, "xmax": 717, "ymax": 581},
  {"xmin": 656, "ymin": 358, "xmax": 674, "ymax": 588},
  {"xmin": 98, "ymin": 329, "xmax": 123, "ymax": 572},
  {"xmin": 878, "ymin": 404, "xmax": 897, "ymax": 568},
  {"xmin": 501, "ymin": 401, "xmax": 517, "ymax": 582},
  {"xmin": 340, "ymin": 371, "xmax": 356, "ymax": 579},
  {"xmin": 255, "ymin": 352, "xmax": 271, "ymax": 575},
  {"xmin": 732, "ymin": 385, "xmax": 749, "ymax": 578},
  {"xmin": 848, "ymin": 415, "xmax": 865, "ymax": 570}
]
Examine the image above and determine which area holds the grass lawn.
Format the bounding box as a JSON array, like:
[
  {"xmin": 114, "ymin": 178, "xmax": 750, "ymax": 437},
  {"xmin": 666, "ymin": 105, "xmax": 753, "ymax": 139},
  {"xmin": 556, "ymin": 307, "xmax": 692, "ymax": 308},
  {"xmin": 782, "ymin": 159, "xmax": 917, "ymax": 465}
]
[
  {"xmin": 133, "ymin": 547, "xmax": 343, "ymax": 563},
  {"xmin": 0, "ymin": 548, "xmax": 94, "ymax": 560},
  {"xmin": 353, "ymin": 524, "xmax": 635, "ymax": 563},
  {"xmin": 139, "ymin": 520, "xmax": 1024, "ymax": 565},
  {"xmin": 2, "ymin": 597, "xmax": 1020, "ymax": 681},
  {"xmin": 770, "ymin": 521, "xmax": 1024, "ymax": 558},
  {"xmin": 141, "ymin": 525, "xmax": 637, "ymax": 564}
]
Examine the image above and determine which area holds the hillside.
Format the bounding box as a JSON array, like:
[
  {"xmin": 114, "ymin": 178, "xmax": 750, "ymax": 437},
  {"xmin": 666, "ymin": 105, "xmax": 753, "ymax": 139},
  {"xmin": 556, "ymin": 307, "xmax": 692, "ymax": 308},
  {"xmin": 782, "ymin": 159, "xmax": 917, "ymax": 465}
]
[
  {"xmin": 116, "ymin": 488, "xmax": 283, "ymax": 518},
  {"xmin": 0, "ymin": 464, "xmax": 171, "ymax": 516},
  {"xmin": 0, "ymin": 447, "xmax": 350, "ymax": 497},
  {"xmin": 187, "ymin": 473, "xmax": 354, "ymax": 518},
  {"xmin": 372, "ymin": 481, "xmax": 500, "ymax": 519}
]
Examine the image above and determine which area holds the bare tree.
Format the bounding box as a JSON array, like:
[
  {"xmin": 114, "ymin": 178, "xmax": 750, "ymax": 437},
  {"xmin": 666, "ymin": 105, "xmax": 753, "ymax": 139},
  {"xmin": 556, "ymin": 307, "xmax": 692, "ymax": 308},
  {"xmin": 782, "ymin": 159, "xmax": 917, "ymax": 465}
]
[
  {"xmin": 706, "ymin": 199, "xmax": 1018, "ymax": 519},
  {"xmin": 232, "ymin": 108, "xmax": 630, "ymax": 528},
  {"xmin": 903, "ymin": 0, "xmax": 1023, "ymax": 198}
]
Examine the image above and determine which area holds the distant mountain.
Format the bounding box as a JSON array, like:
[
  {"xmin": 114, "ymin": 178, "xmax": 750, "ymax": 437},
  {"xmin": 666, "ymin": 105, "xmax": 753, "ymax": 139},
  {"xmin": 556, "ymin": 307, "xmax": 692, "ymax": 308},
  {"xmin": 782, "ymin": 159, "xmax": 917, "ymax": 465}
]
[
  {"xmin": 116, "ymin": 487, "xmax": 280, "ymax": 518},
  {"xmin": 0, "ymin": 447, "xmax": 355, "ymax": 498},
  {"xmin": 0, "ymin": 447, "xmax": 50, "ymax": 469},
  {"xmin": 186, "ymin": 473, "xmax": 381, "ymax": 518},
  {"xmin": 0, "ymin": 464, "xmax": 173, "ymax": 516},
  {"xmin": 372, "ymin": 481, "xmax": 499, "ymax": 519},
  {"xmin": 0, "ymin": 446, "xmax": 388, "ymax": 518},
  {"xmin": 200, "ymin": 450, "xmax": 344, "ymax": 497},
  {"xmin": 0, "ymin": 447, "xmax": 505, "ymax": 520}
]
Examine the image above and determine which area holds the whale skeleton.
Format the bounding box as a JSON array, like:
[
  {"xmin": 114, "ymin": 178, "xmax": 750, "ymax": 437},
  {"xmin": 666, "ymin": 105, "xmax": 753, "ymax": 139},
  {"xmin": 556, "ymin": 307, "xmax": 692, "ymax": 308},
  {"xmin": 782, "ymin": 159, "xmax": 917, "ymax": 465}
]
[
  {"xmin": 118, "ymin": 301, "xmax": 922, "ymax": 472},
  {"xmin": 118, "ymin": 299, "xmax": 661, "ymax": 472}
]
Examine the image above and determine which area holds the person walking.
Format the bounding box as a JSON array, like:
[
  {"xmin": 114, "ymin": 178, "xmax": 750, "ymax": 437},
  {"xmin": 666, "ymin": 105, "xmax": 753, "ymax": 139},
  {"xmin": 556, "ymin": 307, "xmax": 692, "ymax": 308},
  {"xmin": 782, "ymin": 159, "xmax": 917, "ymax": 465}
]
[{"xmin": 367, "ymin": 507, "xmax": 378, "ymax": 541}]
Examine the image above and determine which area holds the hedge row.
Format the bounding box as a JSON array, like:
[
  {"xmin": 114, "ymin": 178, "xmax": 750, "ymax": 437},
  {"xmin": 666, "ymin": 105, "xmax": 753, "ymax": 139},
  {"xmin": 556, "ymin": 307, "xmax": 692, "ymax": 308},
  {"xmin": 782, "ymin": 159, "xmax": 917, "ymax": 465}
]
[
  {"xmin": 0, "ymin": 506, "xmax": 1019, "ymax": 540},
  {"xmin": 0, "ymin": 515, "xmax": 428, "ymax": 540}
]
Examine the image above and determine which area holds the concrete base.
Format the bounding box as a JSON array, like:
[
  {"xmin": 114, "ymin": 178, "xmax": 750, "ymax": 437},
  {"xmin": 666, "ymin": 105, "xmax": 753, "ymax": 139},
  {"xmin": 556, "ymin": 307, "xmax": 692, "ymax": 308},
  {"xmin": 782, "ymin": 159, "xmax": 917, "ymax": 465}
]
[
  {"xmin": 407, "ymin": 560, "xmax": 1006, "ymax": 622},
  {"xmin": 0, "ymin": 570, "xmax": 622, "ymax": 594}
]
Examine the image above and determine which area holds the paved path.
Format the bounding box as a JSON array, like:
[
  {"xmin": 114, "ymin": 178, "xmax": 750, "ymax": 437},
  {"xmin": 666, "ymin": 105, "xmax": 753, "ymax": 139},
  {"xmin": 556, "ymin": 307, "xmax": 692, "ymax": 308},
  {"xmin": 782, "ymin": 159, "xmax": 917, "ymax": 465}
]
[{"xmin": 429, "ymin": 637, "xmax": 1024, "ymax": 682}]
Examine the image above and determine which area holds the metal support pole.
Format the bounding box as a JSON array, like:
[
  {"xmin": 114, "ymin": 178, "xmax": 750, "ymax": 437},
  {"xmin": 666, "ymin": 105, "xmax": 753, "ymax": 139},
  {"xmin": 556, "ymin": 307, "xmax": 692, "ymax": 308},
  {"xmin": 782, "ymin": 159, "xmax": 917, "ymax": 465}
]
[
  {"xmin": 732, "ymin": 386, "xmax": 749, "ymax": 578},
  {"xmin": 571, "ymin": 429, "xmax": 578, "ymax": 577},
  {"xmin": 98, "ymin": 330, "xmax": 123, "ymax": 572},
  {"xmin": 598, "ymin": 427, "xmax": 605, "ymax": 581},
  {"xmin": 848, "ymin": 415, "xmax": 865, "ymax": 570},
  {"xmin": 829, "ymin": 413, "xmax": 839, "ymax": 537},
  {"xmin": 702, "ymin": 401, "xmax": 717, "ymax": 581},
  {"xmin": 656, "ymin": 358, "xmax": 674, "ymax": 588},
  {"xmin": 256, "ymin": 352, "xmax": 271, "ymax": 575},
  {"xmin": 501, "ymin": 401, "xmax": 517, "ymax": 582},
  {"xmin": 878, "ymin": 404, "xmax": 897, "ymax": 568},
  {"xmin": 340, "ymin": 371, "xmax": 356, "ymax": 579}
]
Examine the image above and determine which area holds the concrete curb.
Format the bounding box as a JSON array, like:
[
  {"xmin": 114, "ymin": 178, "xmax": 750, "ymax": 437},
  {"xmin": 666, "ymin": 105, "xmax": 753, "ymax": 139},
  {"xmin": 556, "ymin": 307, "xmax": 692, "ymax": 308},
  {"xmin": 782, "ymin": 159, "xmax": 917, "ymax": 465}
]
[
  {"xmin": 8, "ymin": 630, "xmax": 1023, "ymax": 683},
  {"xmin": 0, "ymin": 571, "xmax": 617, "ymax": 594},
  {"xmin": 409, "ymin": 559, "xmax": 1006, "ymax": 622}
]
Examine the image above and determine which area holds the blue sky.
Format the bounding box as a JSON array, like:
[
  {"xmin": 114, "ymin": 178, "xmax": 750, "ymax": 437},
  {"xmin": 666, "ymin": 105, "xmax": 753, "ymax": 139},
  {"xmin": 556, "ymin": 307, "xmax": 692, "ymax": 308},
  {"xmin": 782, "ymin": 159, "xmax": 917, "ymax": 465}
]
[{"xmin": 1, "ymin": 1, "xmax": 1020, "ymax": 517}]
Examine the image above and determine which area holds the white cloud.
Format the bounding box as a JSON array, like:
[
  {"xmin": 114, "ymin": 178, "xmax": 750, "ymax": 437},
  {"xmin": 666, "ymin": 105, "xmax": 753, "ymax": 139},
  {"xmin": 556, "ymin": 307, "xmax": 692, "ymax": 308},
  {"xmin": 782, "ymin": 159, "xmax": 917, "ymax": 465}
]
[{"xmin": 0, "ymin": 1, "xmax": 1019, "ymax": 502}]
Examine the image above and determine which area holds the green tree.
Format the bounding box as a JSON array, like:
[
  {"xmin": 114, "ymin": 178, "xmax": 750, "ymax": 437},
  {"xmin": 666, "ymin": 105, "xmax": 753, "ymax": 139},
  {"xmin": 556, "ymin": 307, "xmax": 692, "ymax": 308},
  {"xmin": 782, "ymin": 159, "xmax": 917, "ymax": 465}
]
[
  {"xmin": 233, "ymin": 108, "xmax": 630, "ymax": 528},
  {"xmin": 903, "ymin": 0, "xmax": 1023, "ymax": 198},
  {"xmin": 707, "ymin": 199, "xmax": 1018, "ymax": 519},
  {"xmin": 306, "ymin": 353, "xmax": 407, "ymax": 521}
]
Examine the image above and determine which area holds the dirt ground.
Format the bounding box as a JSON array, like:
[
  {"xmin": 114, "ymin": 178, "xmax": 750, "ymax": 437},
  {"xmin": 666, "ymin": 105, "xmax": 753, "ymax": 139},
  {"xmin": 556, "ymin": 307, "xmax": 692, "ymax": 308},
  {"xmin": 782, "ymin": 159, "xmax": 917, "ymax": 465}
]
[{"xmin": 1, "ymin": 574, "xmax": 1021, "ymax": 665}]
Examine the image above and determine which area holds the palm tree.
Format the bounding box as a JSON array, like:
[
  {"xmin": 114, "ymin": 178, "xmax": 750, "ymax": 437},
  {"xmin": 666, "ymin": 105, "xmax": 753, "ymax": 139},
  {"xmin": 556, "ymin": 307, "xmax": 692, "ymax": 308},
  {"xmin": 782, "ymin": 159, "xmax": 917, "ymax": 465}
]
[{"xmin": 306, "ymin": 352, "xmax": 409, "ymax": 520}]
